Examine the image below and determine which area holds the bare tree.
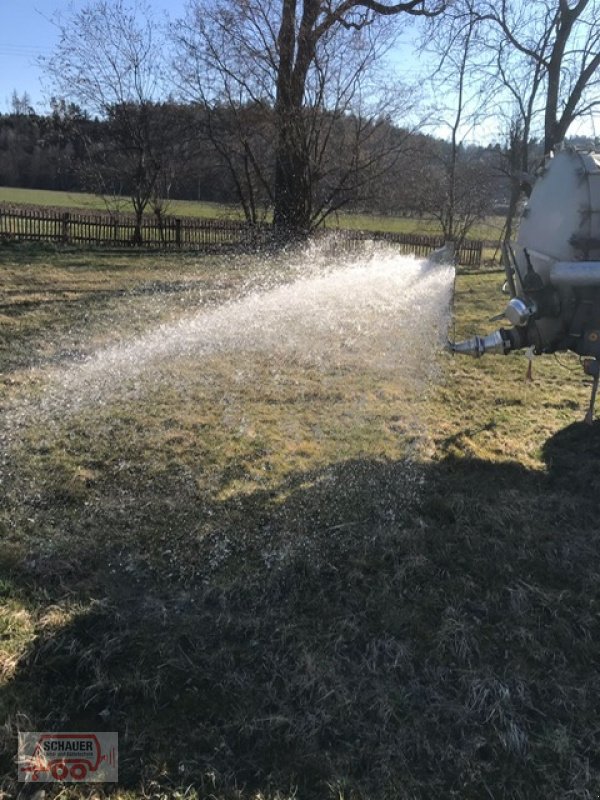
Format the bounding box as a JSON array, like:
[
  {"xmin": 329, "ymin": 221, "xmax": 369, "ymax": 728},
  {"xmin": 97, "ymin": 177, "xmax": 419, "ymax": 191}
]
[
  {"xmin": 419, "ymin": 6, "xmax": 496, "ymax": 246},
  {"xmin": 472, "ymin": 0, "xmax": 600, "ymax": 262},
  {"xmin": 172, "ymin": 0, "xmax": 273, "ymax": 222},
  {"xmin": 487, "ymin": 37, "xmax": 546, "ymax": 252},
  {"xmin": 426, "ymin": 0, "xmax": 600, "ymax": 259},
  {"xmin": 10, "ymin": 91, "xmax": 34, "ymax": 116},
  {"xmin": 416, "ymin": 144, "xmax": 496, "ymax": 247},
  {"xmin": 484, "ymin": 0, "xmax": 600, "ymax": 262},
  {"xmin": 43, "ymin": 0, "xmax": 178, "ymax": 243},
  {"xmin": 173, "ymin": 0, "xmax": 444, "ymax": 239},
  {"xmin": 474, "ymin": 0, "xmax": 600, "ymax": 155}
]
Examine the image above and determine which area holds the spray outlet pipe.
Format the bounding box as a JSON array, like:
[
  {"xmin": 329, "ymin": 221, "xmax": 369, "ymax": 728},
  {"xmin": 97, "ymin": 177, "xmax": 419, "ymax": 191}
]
[{"xmin": 448, "ymin": 325, "xmax": 528, "ymax": 358}]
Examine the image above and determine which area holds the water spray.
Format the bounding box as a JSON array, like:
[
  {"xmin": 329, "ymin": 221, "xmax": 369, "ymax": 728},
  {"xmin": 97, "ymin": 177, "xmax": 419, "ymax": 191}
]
[{"xmin": 448, "ymin": 148, "xmax": 600, "ymax": 424}]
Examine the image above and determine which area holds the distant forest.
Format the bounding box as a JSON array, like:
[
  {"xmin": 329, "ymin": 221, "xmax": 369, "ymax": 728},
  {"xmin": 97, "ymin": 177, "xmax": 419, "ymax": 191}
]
[
  {"xmin": 2, "ymin": 98, "xmax": 597, "ymax": 246},
  {"xmin": 0, "ymin": 100, "xmax": 514, "ymax": 217}
]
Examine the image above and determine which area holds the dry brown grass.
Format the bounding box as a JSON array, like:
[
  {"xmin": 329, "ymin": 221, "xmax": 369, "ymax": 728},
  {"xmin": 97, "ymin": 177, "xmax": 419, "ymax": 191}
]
[{"xmin": 1, "ymin": 246, "xmax": 600, "ymax": 799}]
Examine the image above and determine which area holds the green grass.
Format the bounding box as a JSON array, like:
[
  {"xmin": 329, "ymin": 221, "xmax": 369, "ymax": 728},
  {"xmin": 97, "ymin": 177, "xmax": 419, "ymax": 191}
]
[
  {"xmin": 326, "ymin": 210, "xmax": 506, "ymax": 241},
  {"xmin": 0, "ymin": 186, "xmax": 243, "ymax": 220},
  {"xmin": 0, "ymin": 185, "xmax": 505, "ymax": 241},
  {"xmin": 1, "ymin": 244, "xmax": 599, "ymax": 799}
]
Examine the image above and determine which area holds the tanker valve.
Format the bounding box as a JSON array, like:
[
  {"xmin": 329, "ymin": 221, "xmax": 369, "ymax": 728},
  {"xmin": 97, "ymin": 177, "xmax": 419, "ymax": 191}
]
[
  {"xmin": 505, "ymin": 298, "xmax": 537, "ymax": 327},
  {"xmin": 582, "ymin": 359, "xmax": 600, "ymax": 426}
]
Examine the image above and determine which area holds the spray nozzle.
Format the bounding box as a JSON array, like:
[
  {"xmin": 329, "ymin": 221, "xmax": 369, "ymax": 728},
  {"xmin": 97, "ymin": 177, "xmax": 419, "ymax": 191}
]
[{"xmin": 447, "ymin": 329, "xmax": 513, "ymax": 357}]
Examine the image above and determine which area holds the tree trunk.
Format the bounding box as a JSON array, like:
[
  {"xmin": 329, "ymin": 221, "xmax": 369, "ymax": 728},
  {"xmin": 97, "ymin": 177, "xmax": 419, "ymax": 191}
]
[
  {"xmin": 502, "ymin": 177, "xmax": 521, "ymax": 255},
  {"xmin": 273, "ymin": 118, "xmax": 311, "ymax": 238},
  {"xmin": 132, "ymin": 203, "xmax": 144, "ymax": 245},
  {"xmin": 272, "ymin": 0, "xmax": 319, "ymax": 240}
]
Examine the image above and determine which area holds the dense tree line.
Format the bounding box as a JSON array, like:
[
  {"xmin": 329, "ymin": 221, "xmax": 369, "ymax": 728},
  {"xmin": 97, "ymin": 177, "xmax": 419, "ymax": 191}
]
[
  {"xmin": 0, "ymin": 101, "xmax": 511, "ymax": 220},
  {"xmin": 0, "ymin": 104, "xmax": 228, "ymax": 201},
  {"xmin": 0, "ymin": 103, "xmax": 87, "ymax": 192}
]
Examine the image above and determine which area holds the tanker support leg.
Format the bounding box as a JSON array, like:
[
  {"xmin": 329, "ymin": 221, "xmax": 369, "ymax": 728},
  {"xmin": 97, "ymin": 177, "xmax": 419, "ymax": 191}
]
[{"xmin": 583, "ymin": 359, "xmax": 600, "ymax": 426}]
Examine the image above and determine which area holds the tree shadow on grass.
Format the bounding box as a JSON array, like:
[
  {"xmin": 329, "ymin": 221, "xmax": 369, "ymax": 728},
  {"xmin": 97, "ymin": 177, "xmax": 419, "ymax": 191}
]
[{"xmin": 2, "ymin": 423, "xmax": 600, "ymax": 799}]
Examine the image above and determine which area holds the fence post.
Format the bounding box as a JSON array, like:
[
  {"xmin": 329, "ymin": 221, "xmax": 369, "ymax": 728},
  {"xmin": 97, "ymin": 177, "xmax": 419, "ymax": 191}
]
[
  {"xmin": 61, "ymin": 212, "xmax": 70, "ymax": 244},
  {"xmin": 175, "ymin": 218, "xmax": 182, "ymax": 248}
]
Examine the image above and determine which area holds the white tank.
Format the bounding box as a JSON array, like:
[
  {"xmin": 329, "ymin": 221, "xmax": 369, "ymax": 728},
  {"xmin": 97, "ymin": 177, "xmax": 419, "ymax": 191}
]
[{"xmin": 516, "ymin": 149, "xmax": 600, "ymax": 283}]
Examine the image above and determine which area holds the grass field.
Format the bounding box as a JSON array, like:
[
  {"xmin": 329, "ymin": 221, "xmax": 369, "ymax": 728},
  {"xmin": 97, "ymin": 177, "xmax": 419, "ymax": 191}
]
[
  {"xmin": 0, "ymin": 185, "xmax": 506, "ymax": 242},
  {"xmin": 1, "ymin": 242, "xmax": 599, "ymax": 799},
  {"xmin": 0, "ymin": 186, "xmax": 241, "ymax": 224}
]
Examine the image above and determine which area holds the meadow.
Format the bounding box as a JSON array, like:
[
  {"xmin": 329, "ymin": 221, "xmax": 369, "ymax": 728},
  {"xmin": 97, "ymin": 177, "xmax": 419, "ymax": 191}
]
[
  {"xmin": 1, "ymin": 241, "xmax": 599, "ymax": 799},
  {"xmin": 0, "ymin": 185, "xmax": 505, "ymax": 242}
]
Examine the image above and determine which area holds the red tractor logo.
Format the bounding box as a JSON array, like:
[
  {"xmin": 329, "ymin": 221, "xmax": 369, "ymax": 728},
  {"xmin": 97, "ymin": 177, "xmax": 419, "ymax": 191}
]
[{"xmin": 19, "ymin": 733, "xmax": 117, "ymax": 782}]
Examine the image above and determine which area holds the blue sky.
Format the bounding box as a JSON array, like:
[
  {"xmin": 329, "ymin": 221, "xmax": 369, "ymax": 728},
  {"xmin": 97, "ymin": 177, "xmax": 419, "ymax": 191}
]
[
  {"xmin": 0, "ymin": 1, "xmax": 55, "ymax": 110},
  {"xmin": 1, "ymin": 1, "xmax": 429, "ymax": 115},
  {"xmin": 0, "ymin": 2, "xmax": 596, "ymax": 142},
  {"xmin": 0, "ymin": 0, "xmax": 189, "ymax": 112}
]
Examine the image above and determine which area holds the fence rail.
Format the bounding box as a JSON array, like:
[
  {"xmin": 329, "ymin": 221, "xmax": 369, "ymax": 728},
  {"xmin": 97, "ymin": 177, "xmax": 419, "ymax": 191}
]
[
  {"xmin": 335, "ymin": 229, "xmax": 484, "ymax": 267},
  {"xmin": 0, "ymin": 204, "xmax": 271, "ymax": 250},
  {"xmin": 0, "ymin": 203, "xmax": 485, "ymax": 266}
]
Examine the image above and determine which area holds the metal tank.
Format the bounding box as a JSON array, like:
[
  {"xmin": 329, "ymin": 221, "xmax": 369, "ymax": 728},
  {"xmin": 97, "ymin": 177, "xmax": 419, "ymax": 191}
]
[{"xmin": 449, "ymin": 148, "xmax": 600, "ymax": 423}]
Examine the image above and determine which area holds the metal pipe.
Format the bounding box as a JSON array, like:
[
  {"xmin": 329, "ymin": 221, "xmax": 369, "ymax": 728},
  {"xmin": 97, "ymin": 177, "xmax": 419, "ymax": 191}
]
[
  {"xmin": 549, "ymin": 262, "xmax": 600, "ymax": 287},
  {"xmin": 448, "ymin": 329, "xmax": 510, "ymax": 357},
  {"xmin": 501, "ymin": 242, "xmax": 517, "ymax": 298}
]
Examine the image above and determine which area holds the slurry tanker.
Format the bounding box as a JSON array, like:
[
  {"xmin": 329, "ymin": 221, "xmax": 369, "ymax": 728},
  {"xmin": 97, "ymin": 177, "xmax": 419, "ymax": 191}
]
[{"xmin": 449, "ymin": 148, "xmax": 600, "ymax": 423}]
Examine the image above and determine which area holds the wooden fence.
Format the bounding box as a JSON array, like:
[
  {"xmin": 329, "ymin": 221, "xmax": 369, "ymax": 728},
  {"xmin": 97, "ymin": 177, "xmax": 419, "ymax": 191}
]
[
  {"xmin": 334, "ymin": 229, "xmax": 483, "ymax": 267},
  {"xmin": 0, "ymin": 203, "xmax": 484, "ymax": 266},
  {"xmin": 0, "ymin": 205, "xmax": 270, "ymax": 250}
]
